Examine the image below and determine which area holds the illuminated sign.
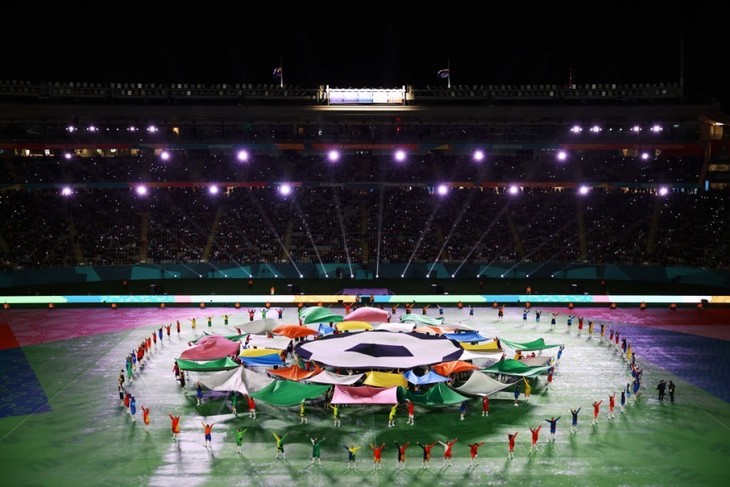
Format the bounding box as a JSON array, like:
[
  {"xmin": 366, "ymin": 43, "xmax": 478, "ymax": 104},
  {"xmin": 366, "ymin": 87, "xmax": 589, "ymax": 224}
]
[{"xmin": 326, "ymin": 86, "xmax": 405, "ymax": 105}]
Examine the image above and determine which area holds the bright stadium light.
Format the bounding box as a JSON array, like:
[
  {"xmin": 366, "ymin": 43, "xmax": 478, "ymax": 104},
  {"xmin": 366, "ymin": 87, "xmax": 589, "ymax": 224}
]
[
  {"xmin": 472, "ymin": 149, "xmax": 485, "ymax": 162},
  {"xmin": 556, "ymin": 150, "xmax": 568, "ymax": 161},
  {"xmin": 159, "ymin": 151, "xmax": 171, "ymax": 161},
  {"xmin": 394, "ymin": 149, "xmax": 407, "ymax": 163},
  {"xmin": 436, "ymin": 184, "xmax": 449, "ymax": 196},
  {"xmin": 279, "ymin": 183, "xmax": 292, "ymax": 196},
  {"xmin": 135, "ymin": 185, "xmax": 148, "ymax": 196},
  {"xmin": 208, "ymin": 184, "xmax": 219, "ymax": 195},
  {"xmin": 61, "ymin": 186, "xmax": 73, "ymax": 196},
  {"xmin": 578, "ymin": 185, "xmax": 591, "ymax": 195},
  {"xmin": 327, "ymin": 150, "xmax": 340, "ymax": 163},
  {"xmin": 236, "ymin": 149, "xmax": 250, "ymax": 162}
]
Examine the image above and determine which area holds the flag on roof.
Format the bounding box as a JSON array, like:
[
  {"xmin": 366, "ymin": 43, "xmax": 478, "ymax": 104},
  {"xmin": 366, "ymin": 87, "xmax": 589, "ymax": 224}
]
[
  {"xmin": 437, "ymin": 68, "xmax": 450, "ymax": 79},
  {"xmin": 272, "ymin": 66, "xmax": 283, "ymax": 78}
]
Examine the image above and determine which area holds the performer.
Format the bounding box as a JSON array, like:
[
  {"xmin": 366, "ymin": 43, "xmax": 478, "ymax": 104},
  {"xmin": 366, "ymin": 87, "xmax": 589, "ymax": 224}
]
[
  {"xmin": 273, "ymin": 432, "xmax": 288, "ymax": 459},
  {"xmin": 309, "ymin": 436, "xmax": 325, "ymax": 465},
  {"xmin": 570, "ymin": 407, "xmax": 581, "ymax": 434},
  {"xmin": 468, "ymin": 441, "xmax": 485, "ymax": 465},
  {"xmin": 545, "ymin": 416, "xmax": 561, "ymax": 441},
  {"xmin": 438, "ymin": 438, "xmax": 458, "ymax": 467},
  {"xmin": 508, "ymin": 432, "xmax": 518, "ymax": 459},
  {"xmin": 169, "ymin": 413, "xmax": 181, "ymax": 441},
  {"xmin": 370, "ymin": 443, "xmax": 385, "ymax": 470}
]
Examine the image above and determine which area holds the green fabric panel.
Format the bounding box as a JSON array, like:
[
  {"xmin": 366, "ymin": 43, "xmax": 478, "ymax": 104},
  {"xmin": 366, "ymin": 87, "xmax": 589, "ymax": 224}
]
[{"xmin": 250, "ymin": 380, "xmax": 331, "ymax": 406}]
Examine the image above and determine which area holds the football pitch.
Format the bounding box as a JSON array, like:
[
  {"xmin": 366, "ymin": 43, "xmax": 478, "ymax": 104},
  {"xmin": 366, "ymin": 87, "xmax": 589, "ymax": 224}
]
[{"xmin": 1, "ymin": 304, "xmax": 729, "ymax": 487}]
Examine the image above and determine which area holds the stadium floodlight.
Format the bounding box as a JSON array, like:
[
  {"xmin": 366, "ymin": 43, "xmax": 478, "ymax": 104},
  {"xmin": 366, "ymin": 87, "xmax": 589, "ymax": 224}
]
[
  {"xmin": 436, "ymin": 184, "xmax": 449, "ymax": 196},
  {"xmin": 236, "ymin": 149, "xmax": 250, "ymax": 162},
  {"xmin": 147, "ymin": 125, "xmax": 158, "ymax": 133},
  {"xmin": 508, "ymin": 185, "xmax": 519, "ymax": 195},
  {"xmin": 640, "ymin": 152, "xmax": 651, "ymax": 160},
  {"xmin": 472, "ymin": 149, "xmax": 485, "ymax": 162},
  {"xmin": 61, "ymin": 186, "xmax": 73, "ymax": 196},
  {"xmin": 394, "ymin": 149, "xmax": 407, "ymax": 163},
  {"xmin": 658, "ymin": 186, "xmax": 669, "ymax": 196},
  {"xmin": 556, "ymin": 150, "xmax": 568, "ymax": 161},
  {"xmin": 66, "ymin": 125, "xmax": 76, "ymax": 133},
  {"xmin": 589, "ymin": 125, "xmax": 601, "ymax": 133},
  {"xmin": 570, "ymin": 125, "xmax": 582, "ymax": 133},
  {"xmin": 135, "ymin": 185, "xmax": 148, "ymax": 196},
  {"xmin": 578, "ymin": 185, "xmax": 591, "ymax": 195},
  {"xmin": 650, "ymin": 124, "xmax": 663, "ymax": 133},
  {"xmin": 208, "ymin": 184, "xmax": 219, "ymax": 195},
  {"xmin": 87, "ymin": 125, "xmax": 98, "ymax": 132},
  {"xmin": 279, "ymin": 183, "xmax": 292, "ymax": 196},
  {"xmin": 327, "ymin": 150, "xmax": 340, "ymax": 163},
  {"xmin": 159, "ymin": 150, "xmax": 171, "ymax": 161},
  {"xmin": 64, "ymin": 152, "xmax": 73, "ymax": 160}
]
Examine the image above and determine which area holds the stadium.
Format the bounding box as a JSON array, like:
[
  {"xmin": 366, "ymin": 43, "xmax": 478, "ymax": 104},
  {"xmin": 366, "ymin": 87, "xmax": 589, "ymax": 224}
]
[{"xmin": 1, "ymin": 77, "xmax": 729, "ymax": 487}]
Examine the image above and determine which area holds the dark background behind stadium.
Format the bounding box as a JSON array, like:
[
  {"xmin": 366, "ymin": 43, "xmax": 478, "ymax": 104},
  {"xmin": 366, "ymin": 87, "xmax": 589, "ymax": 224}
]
[{"xmin": 2, "ymin": 2, "xmax": 728, "ymax": 107}]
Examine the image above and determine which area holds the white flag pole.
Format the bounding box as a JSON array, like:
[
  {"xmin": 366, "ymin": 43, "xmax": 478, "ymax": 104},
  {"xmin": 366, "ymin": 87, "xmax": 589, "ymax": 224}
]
[{"xmin": 447, "ymin": 57, "xmax": 451, "ymax": 89}]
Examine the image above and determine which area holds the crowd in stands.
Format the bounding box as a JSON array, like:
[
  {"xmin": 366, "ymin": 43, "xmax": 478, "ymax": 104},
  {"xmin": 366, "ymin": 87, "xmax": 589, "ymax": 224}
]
[{"xmin": 1, "ymin": 182, "xmax": 727, "ymax": 272}]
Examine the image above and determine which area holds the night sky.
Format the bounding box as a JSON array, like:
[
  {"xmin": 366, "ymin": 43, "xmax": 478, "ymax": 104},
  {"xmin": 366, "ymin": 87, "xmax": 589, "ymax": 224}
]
[{"xmin": 1, "ymin": 2, "xmax": 726, "ymax": 107}]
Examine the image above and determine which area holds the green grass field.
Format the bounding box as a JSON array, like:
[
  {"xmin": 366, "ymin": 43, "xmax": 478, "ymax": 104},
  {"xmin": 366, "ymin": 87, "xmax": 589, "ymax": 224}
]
[{"xmin": 1, "ymin": 306, "xmax": 728, "ymax": 487}]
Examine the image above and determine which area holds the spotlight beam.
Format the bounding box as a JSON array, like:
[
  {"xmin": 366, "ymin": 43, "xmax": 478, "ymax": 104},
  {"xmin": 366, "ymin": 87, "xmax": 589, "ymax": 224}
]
[
  {"xmin": 291, "ymin": 197, "xmax": 328, "ymax": 277},
  {"xmin": 427, "ymin": 185, "xmax": 482, "ymax": 277},
  {"xmin": 331, "ymin": 190, "xmax": 355, "ymax": 278},
  {"xmin": 454, "ymin": 200, "xmax": 512, "ymax": 277},
  {"xmin": 247, "ymin": 190, "xmax": 303, "ymax": 278},
  {"xmin": 402, "ymin": 192, "xmax": 441, "ymax": 278}
]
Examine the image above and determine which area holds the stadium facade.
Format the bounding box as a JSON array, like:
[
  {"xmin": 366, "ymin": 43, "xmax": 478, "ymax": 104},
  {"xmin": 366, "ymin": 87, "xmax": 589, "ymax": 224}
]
[{"xmin": 1, "ymin": 79, "xmax": 729, "ymax": 295}]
